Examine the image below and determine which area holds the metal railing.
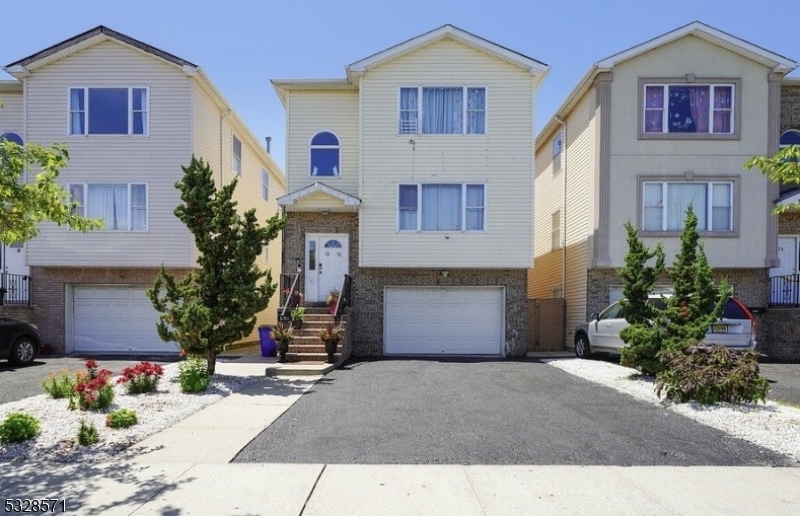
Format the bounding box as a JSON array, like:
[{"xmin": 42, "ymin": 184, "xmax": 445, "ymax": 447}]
[
  {"xmin": 333, "ymin": 274, "xmax": 352, "ymax": 323},
  {"xmin": 769, "ymin": 274, "xmax": 800, "ymax": 307},
  {"xmin": 278, "ymin": 273, "xmax": 300, "ymax": 322},
  {"xmin": 0, "ymin": 273, "xmax": 30, "ymax": 306}
]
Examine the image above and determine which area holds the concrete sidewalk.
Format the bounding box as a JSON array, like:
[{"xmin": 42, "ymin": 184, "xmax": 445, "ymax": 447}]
[{"xmin": 1, "ymin": 350, "xmax": 799, "ymax": 515}]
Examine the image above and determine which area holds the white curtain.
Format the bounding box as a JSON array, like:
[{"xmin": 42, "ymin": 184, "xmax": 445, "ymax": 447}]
[
  {"xmin": 712, "ymin": 183, "xmax": 731, "ymax": 230},
  {"xmin": 466, "ymin": 88, "xmax": 485, "ymax": 134},
  {"xmin": 88, "ymin": 185, "xmax": 128, "ymax": 230},
  {"xmin": 131, "ymin": 184, "xmax": 147, "ymax": 230},
  {"xmin": 667, "ymin": 183, "xmax": 706, "ymax": 231},
  {"xmin": 132, "ymin": 88, "xmax": 147, "ymax": 134},
  {"xmin": 421, "ymin": 185, "xmax": 461, "ymax": 230},
  {"xmin": 422, "ymin": 88, "xmax": 462, "ymax": 134},
  {"xmin": 70, "ymin": 89, "xmax": 85, "ymax": 135},
  {"xmin": 399, "ymin": 88, "xmax": 418, "ymax": 134},
  {"xmin": 643, "ymin": 183, "xmax": 663, "ymax": 231}
]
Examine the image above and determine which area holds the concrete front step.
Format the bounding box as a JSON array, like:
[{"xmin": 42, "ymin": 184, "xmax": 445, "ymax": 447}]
[
  {"xmin": 283, "ymin": 352, "xmax": 341, "ymax": 362},
  {"xmin": 288, "ymin": 343, "xmax": 342, "ymax": 354}
]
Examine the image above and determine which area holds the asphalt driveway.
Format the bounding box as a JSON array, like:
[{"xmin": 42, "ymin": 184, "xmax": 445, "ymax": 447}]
[
  {"xmin": 760, "ymin": 361, "xmax": 800, "ymax": 406},
  {"xmin": 234, "ymin": 358, "xmax": 792, "ymax": 466},
  {"xmin": 0, "ymin": 355, "xmax": 176, "ymax": 405}
]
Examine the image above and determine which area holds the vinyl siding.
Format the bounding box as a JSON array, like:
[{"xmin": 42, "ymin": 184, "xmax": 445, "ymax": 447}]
[
  {"xmin": 25, "ymin": 40, "xmax": 194, "ymax": 268},
  {"xmin": 0, "ymin": 90, "xmax": 23, "ymax": 133},
  {"xmin": 529, "ymin": 91, "xmax": 595, "ymax": 340},
  {"xmin": 359, "ymin": 39, "xmax": 534, "ymax": 268},
  {"xmin": 193, "ymin": 84, "xmax": 285, "ymax": 331},
  {"xmin": 607, "ymin": 35, "xmax": 773, "ymax": 268},
  {"xmin": 285, "ymin": 90, "xmax": 359, "ymax": 196}
]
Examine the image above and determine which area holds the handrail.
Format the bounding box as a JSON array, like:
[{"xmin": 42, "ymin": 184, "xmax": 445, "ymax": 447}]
[
  {"xmin": 280, "ymin": 273, "xmax": 300, "ymax": 320},
  {"xmin": 770, "ymin": 274, "xmax": 800, "ymax": 307},
  {"xmin": 334, "ymin": 274, "xmax": 351, "ymax": 323},
  {"xmin": 0, "ymin": 273, "xmax": 30, "ymax": 307}
]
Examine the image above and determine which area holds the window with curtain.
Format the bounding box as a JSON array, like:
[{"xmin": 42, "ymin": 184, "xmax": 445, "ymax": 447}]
[
  {"xmin": 643, "ymin": 83, "xmax": 734, "ymax": 135},
  {"xmin": 262, "ymin": 169, "xmax": 269, "ymax": 200},
  {"xmin": 398, "ymin": 183, "xmax": 485, "ymax": 231},
  {"xmin": 642, "ymin": 181, "xmax": 732, "ymax": 232},
  {"xmin": 552, "ymin": 133, "xmax": 562, "ymax": 172},
  {"xmin": 309, "ymin": 132, "xmax": 340, "ymax": 177},
  {"xmin": 69, "ymin": 87, "xmax": 148, "ymax": 135},
  {"xmin": 551, "ymin": 211, "xmax": 561, "ymax": 250},
  {"xmin": 232, "ymin": 135, "xmax": 242, "ymax": 176},
  {"xmin": 399, "ymin": 87, "xmax": 486, "ymax": 135},
  {"xmin": 68, "ymin": 183, "xmax": 147, "ymax": 231}
]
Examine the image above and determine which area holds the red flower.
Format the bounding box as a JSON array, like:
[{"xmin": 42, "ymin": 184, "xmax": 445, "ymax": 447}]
[{"xmin": 85, "ymin": 359, "xmax": 98, "ymax": 370}]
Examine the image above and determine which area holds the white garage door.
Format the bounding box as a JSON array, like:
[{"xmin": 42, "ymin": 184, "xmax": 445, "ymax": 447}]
[
  {"xmin": 73, "ymin": 286, "xmax": 177, "ymax": 354},
  {"xmin": 385, "ymin": 287, "xmax": 504, "ymax": 355}
]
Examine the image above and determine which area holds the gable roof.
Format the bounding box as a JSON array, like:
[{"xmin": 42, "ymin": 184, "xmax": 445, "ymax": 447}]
[
  {"xmin": 537, "ymin": 21, "xmax": 798, "ymax": 148},
  {"xmin": 597, "ymin": 20, "xmax": 796, "ymax": 71},
  {"xmin": 278, "ymin": 182, "xmax": 362, "ymax": 212},
  {"xmin": 347, "ymin": 24, "xmax": 548, "ymax": 85},
  {"xmin": 4, "ymin": 25, "xmax": 198, "ymax": 77}
]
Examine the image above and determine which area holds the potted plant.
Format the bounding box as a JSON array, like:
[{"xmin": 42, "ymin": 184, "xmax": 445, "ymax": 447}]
[
  {"xmin": 271, "ymin": 323, "xmax": 294, "ymax": 363},
  {"xmin": 290, "ymin": 306, "xmax": 306, "ymax": 329},
  {"xmin": 319, "ymin": 321, "xmax": 343, "ymax": 363},
  {"xmin": 283, "ymin": 288, "xmax": 304, "ymax": 308},
  {"xmin": 326, "ymin": 289, "xmax": 340, "ymax": 315}
]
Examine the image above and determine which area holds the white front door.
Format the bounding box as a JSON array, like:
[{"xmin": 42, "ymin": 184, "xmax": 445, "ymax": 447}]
[
  {"xmin": 771, "ymin": 236, "xmax": 800, "ymax": 305},
  {"xmin": 3, "ymin": 242, "xmax": 29, "ymax": 276},
  {"xmin": 305, "ymin": 234, "xmax": 348, "ymax": 303},
  {"xmin": 773, "ymin": 237, "xmax": 798, "ymax": 277}
]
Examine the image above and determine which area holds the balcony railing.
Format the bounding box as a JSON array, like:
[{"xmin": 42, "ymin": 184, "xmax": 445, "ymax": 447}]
[
  {"xmin": 769, "ymin": 274, "xmax": 800, "ymax": 307},
  {"xmin": 0, "ymin": 273, "xmax": 30, "ymax": 306}
]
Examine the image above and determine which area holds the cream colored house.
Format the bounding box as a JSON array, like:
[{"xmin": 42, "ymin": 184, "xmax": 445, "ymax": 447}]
[
  {"xmin": 528, "ymin": 21, "xmax": 797, "ymax": 355},
  {"xmin": 0, "ymin": 26, "xmax": 285, "ymax": 354},
  {"xmin": 274, "ymin": 25, "xmax": 548, "ymax": 357}
]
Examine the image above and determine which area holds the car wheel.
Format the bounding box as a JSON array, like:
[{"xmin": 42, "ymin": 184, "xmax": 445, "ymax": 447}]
[
  {"xmin": 9, "ymin": 337, "xmax": 37, "ymax": 366},
  {"xmin": 575, "ymin": 334, "xmax": 592, "ymax": 359}
]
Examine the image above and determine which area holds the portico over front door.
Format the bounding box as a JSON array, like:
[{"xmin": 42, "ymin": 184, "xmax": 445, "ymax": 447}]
[{"xmin": 305, "ymin": 234, "xmax": 348, "ymax": 303}]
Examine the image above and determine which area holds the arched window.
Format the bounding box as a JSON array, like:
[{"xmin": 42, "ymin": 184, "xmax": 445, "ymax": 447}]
[
  {"xmin": 310, "ymin": 132, "xmax": 340, "ymax": 177},
  {"xmin": 780, "ymin": 129, "xmax": 800, "ymax": 149}
]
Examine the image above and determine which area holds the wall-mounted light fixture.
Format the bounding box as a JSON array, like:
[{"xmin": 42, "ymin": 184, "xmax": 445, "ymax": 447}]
[
  {"xmin": 296, "ymin": 258, "xmax": 303, "ymax": 273},
  {"xmin": 441, "ymin": 270, "xmax": 449, "ymax": 278}
]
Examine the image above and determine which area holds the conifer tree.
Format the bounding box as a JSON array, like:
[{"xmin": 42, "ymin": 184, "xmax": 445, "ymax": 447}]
[
  {"xmin": 147, "ymin": 157, "xmax": 285, "ymax": 374},
  {"xmin": 618, "ymin": 221, "xmax": 666, "ymax": 374},
  {"xmin": 660, "ymin": 206, "xmax": 729, "ymax": 352}
]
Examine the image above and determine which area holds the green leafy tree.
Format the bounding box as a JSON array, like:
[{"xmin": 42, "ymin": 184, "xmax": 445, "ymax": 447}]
[
  {"xmin": 618, "ymin": 221, "xmax": 666, "ymax": 375},
  {"xmin": 0, "ymin": 141, "xmax": 101, "ymax": 243},
  {"xmin": 147, "ymin": 156, "xmax": 285, "ymax": 374},
  {"xmin": 744, "ymin": 145, "xmax": 800, "ymax": 213},
  {"xmin": 660, "ymin": 206, "xmax": 729, "ymax": 353}
]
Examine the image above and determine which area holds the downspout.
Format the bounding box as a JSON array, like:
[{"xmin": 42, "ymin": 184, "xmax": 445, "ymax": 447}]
[{"xmin": 555, "ymin": 116, "xmax": 567, "ymax": 300}]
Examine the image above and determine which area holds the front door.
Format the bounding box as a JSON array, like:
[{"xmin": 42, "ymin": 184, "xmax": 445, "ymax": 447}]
[
  {"xmin": 2, "ymin": 242, "xmax": 29, "ymax": 276},
  {"xmin": 304, "ymin": 234, "xmax": 348, "ymax": 303}
]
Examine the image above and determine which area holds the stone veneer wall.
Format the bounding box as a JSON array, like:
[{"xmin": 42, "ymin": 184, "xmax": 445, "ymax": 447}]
[
  {"xmin": 281, "ymin": 211, "xmax": 360, "ymax": 301},
  {"xmin": 781, "ymin": 84, "xmax": 800, "ymax": 133},
  {"xmin": 758, "ymin": 309, "xmax": 800, "ymax": 360},
  {"xmin": 779, "ymin": 212, "xmax": 800, "ymax": 235},
  {"xmin": 352, "ymin": 269, "xmax": 528, "ymax": 357},
  {"xmin": 27, "ymin": 266, "xmax": 193, "ymax": 354}
]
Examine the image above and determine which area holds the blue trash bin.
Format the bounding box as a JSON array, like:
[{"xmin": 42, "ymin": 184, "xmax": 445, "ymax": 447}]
[{"xmin": 258, "ymin": 326, "xmax": 277, "ymax": 357}]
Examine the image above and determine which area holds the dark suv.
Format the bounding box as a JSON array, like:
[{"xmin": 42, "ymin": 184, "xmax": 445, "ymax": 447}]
[{"xmin": 0, "ymin": 317, "xmax": 41, "ymax": 365}]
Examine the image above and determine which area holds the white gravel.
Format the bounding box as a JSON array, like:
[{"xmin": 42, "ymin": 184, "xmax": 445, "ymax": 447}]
[
  {"xmin": 545, "ymin": 358, "xmax": 800, "ymax": 465},
  {"xmin": 0, "ymin": 362, "xmax": 262, "ymax": 463}
]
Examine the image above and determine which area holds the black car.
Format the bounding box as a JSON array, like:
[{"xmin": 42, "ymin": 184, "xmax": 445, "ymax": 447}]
[{"xmin": 0, "ymin": 316, "xmax": 41, "ymax": 365}]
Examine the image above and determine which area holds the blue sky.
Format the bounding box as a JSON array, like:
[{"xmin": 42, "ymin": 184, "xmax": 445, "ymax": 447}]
[{"xmin": 1, "ymin": 0, "xmax": 797, "ymax": 170}]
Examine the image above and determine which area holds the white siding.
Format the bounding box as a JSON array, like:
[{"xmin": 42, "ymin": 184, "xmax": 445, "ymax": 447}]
[
  {"xmin": 285, "ymin": 90, "xmax": 359, "ymax": 196},
  {"xmin": 529, "ymin": 91, "xmax": 595, "ymax": 340},
  {"xmin": 25, "ymin": 40, "xmax": 194, "ymax": 267},
  {"xmin": 193, "ymin": 84, "xmax": 286, "ymax": 332},
  {"xmin": 359, "ymin": 40, "xmax": 534, "ymax": 268},
  {"xmin": 0, "ymin": 90, "xmax": 23, "ymax": 134}
]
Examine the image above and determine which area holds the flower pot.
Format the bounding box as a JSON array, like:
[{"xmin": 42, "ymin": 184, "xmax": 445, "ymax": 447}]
[
  {"xmin": 276, "ymin": 340, "xmax": 290, "ymax": 363},
  {"xmin": 292, "ymin": 319, "xmax": 304, "ymax": 330},
  {"xmin": 324, "ymin": 339, "xmax": 339, "ymax": 363},
  {"xmin": 328, "ymin": 303, "xmax": 337, "ymax": 315}
]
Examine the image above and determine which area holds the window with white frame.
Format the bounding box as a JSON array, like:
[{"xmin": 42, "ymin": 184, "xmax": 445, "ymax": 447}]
[
  {"xmin": 398, "ymin": 183, "xmax": 485, "ymax": 231},
  {"xmin": 551, "ymin": 210, "xmax": 561, "ymax": 250},
  {"xmin": 69, "ymin": 183, "xmax": 148, "ymax": 231},
  {"xmin": 69, "ymin": 87, "xmax": 148, "ymax": 135},
  {"xmin": 642, "ymin": 181, "xmax": 732, "ymax": 232},
  {"xmin": 553, "ymin": 133, "xmax": 562, "ymax": 172},
  {"xmin": 643, "ymin": 83, "xmax": 734, "ymax": 135},
  {"xmin": 399, "ymin": 87, "xmax": 485, "ymax": 135},
  {"xmin": 262, "ymin": 169, "xmax": 269, "ymax": 200},
  {"xmin": 310, "ymin": 132, "xmax": 340, "ymax": 176},
  {"xmin": 232, "ymin": 135, "xmax": 242, "ymax": 176}
]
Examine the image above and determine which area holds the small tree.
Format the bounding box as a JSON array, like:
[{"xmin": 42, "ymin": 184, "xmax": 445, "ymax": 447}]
[
  {"xmin": 618, "ymin": 221, "xmax": 666, "ymax": 375},
  {"xmin": 0, "ymin": 141, "xmax": 101, "ymax": 243},
  {"xmin": 744, "ymin": 145, "xmax": 800, "ymax": 213},
  {"xmin": 660, "ymin": 206, "xmax": 729, "ymax": 353},
  {"xmin": 147, "ymin": 157, "xmax": 285, "ymax": 374}
]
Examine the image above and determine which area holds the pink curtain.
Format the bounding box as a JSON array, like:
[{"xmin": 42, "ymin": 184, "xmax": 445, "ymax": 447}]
[
  {"xmin": 713, "ymin": 87, "xmax": 732, "ymax": 133},
  {"xmin": 645, "ymin": 86, "xmax": 664, "ymax": 133},
  {"xmin": 688, "ymin": 87, "xmax": 709, "ymax": 133}
]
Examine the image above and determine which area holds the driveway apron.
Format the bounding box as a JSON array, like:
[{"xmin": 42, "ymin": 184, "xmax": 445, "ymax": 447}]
[{"xmin": 234, "ymin": 359, "xmax": 792, "ymax": 466}]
